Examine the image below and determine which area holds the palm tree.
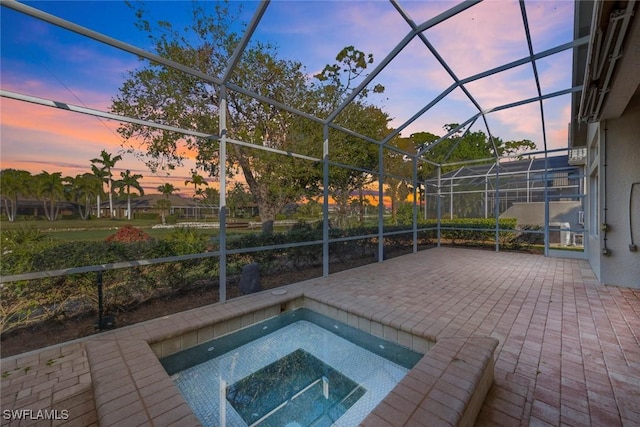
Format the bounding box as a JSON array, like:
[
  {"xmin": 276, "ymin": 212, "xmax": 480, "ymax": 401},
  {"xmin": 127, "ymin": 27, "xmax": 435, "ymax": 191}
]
[
  {"xmin": 90, "ymin": 150, "xmax": 122, "ymax": 218},
  {"xmin": 69, "ymin": 173, "xmax": 104, "ymax": 220},
  {"xmin": 154, "ymin": 198, "xmax": 172, "ymax": 225},
  {"xmin": 156, "ymin": 183, "xmax": 176, "ymax": 224},
  {"xmin": 116, "ymin": 170, "xmax": 144, "ymax": 220},
  {"xmin": 184, "ymin": 171, "xmax": 208, "ymax": 219},
  {"xmin": 90, "ymin": 164, "xmax": 109, "ymax": 218},
  {"xmin": 35, "ymin": 171, "xmax": 67, "ymax": 221},
  {"xmin": 0, "ymin": 169, "xmax": 33, "ymax": 222},
  {"xmin": 157, "ymin": 183, "xmax": 176, "ymax": 199}
]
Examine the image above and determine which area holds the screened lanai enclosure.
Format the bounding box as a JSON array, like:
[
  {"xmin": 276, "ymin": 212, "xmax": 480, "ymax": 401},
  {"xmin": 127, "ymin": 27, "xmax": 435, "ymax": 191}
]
[
  {"xmin": 424, "ymin": 153, "xmax": 586, "ymax": 252},
  {"xmin": 1, "ymin": 0, "xmax": 590, "ymax": 330}
]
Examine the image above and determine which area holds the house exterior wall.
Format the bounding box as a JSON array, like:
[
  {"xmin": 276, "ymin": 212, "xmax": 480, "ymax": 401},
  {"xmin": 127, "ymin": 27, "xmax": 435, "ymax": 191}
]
[
  {"xmin": 585, "ymin": 124, "xmax": 602, "ymax": 280},
  {"xmin": 588, "ymin": 91, "xmax": 640, "ymax": 287}
]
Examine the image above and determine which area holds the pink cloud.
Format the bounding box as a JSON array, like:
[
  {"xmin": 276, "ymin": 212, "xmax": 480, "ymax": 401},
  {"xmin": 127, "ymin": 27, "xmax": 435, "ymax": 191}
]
[
  {"xmin": 0, "ymin": 96, "xmax": 202, "ymax": 191},
  {"xmin": 390, "ymin": 0, "xmax": 574, "ymax": 146},
  {"xmin": 422, "ymin": 0, "xmax": 530, "ymax": 79}
]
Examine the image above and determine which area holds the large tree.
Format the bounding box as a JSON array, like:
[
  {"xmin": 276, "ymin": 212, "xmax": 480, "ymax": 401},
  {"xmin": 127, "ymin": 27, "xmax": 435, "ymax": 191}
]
[
  {"xmin": 416, "ymin": 124, "xmax": 536, "ymax": 177},
  {"xmin": 111, "ymin": 2, "xmax": 315, "ymax": 233},
  {"xmin": 90, "ymin": 150, "xmax": 122, "ymax": 218},
  {"xmin": 384, "ymin": 137, "xmax": 416, "ymax": 225},
  {"xmin": 309, "ymin": 46, "xmax": 391, "ymax": 228},
  {"xmin": 226, "ymin": 182, "xmax": 254, "ymax": 218}
]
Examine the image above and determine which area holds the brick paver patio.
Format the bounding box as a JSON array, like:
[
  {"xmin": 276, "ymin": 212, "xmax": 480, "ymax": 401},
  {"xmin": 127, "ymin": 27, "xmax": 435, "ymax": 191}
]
[{"xmin": 1, "ymin": 247, "xmax": 639, "ymax": 426}]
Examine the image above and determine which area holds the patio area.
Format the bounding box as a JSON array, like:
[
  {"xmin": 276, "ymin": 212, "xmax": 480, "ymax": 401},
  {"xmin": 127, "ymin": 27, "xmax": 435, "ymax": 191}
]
[{"xmin": 1, "ymin": 247, "xmax": 639, "ymax": 426}]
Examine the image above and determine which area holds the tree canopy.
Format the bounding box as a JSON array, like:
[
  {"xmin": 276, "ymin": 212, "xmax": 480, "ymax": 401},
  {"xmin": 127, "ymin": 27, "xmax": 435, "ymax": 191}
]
[{"xmin": 109, "ymin": 3, "xmax": 537, "ymax": 230}]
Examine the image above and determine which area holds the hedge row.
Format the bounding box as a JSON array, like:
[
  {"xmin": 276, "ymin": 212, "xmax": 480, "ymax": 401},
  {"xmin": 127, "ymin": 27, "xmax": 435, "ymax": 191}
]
[{"xmin": 1, "ymin": 219, "xmax": 522, "ymax": 333}]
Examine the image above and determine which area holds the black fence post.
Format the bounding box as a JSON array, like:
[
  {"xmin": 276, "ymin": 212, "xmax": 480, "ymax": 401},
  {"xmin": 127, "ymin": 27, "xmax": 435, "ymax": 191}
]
[{"xmin": 96, "ymin": 270, "xmax": 104, "ymax": 330}]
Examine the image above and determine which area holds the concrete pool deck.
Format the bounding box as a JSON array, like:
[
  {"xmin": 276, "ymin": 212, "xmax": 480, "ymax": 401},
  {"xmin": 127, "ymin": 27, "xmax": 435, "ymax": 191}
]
[{"xmin": 1, "ymin": 247, "xmax": 639, "ymax": 426}]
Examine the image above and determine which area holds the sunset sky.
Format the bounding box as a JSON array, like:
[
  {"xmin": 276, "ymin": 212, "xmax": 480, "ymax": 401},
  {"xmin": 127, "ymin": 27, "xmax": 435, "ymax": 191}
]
[{"xmin": 0, "ymin": 0, "xmax": 576, "ymax": 195}]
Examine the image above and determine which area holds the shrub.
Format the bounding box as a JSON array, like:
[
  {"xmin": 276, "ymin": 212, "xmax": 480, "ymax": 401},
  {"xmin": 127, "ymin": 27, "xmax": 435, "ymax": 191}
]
[
  {"xmin": 165, "ymin": 227, "xmax": 210, "ymax": 255},
  {"xmin": 106, "ymin": 225, "xmax": 151, "ymax": 243},
  {"xmin": 422, "ymin": 218, "xmax": 517, "ymax": 243},
  {"xmin": 508, "ymin": 225, "xmax": 544, "ymax": 250},
  {"xmin": 133, "ymin": 212, "xmax": 159, "ymax": 220},
  {"xmin": 1, "ymin": 223, "xmax": 51, "ymax": 253},
  {"xmin": 0, "ymin": 238, "xmax": 188, "ymax": 333}
]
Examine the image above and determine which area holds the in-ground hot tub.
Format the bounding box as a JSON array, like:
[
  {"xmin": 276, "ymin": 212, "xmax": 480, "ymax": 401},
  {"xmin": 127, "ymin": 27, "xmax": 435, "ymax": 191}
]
[{"xmin": 161, "ymin": 308, "xmax": 423, "ymax": 426}]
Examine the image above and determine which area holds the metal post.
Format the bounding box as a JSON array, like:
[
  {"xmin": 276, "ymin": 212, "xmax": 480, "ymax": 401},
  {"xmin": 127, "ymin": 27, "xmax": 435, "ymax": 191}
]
[
  {"xmin": 423, "ymin": 181, "xmax": 428, "ymax": 220},
  {"xmin": 322, "ymin": 125, "xmax": 330, "ymax": 277},
  {"xmin": 495, "ymin": 160, "xmax": 500, "ymax": 252},
  {"xmin": 484, "ymin": 176, "xmax": 488, "ymax": 218},
  {"xmin": 219, "ymin": 87, "xmax": 228, "ymax": 303},
  {"xmin": 96, "ymin": 270, "xmax": 103, "ymax": 330},
  {"xmin": 526, "ymin": 170, "xmax": 530, "ymax": 203},
  {"xmin": 412, "ymin": 157, "xmax": 418, "ymax": 253},
  {"xmin": 378, "ymin": 145, "xmax": 384, "ymax": 261},
  {"xmin": 437, "ymin": 166, "xmax": 442, "ymax": 247},
  {"xmin": 450, "ymin": 176, "xmax": 454, "ymax": 220},
  {"xmin": 544, "ymin": 152, "xmax": 550, "ymax": 256}
]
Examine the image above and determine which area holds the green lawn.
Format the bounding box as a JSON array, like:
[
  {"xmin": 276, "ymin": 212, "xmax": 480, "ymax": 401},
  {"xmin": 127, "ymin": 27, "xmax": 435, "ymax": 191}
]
[
  {"xmin": 0, "ymin": 218, "xmax": 260, "ymax": 242},
  {"xmin": 0, "ymin": 218, "xmax": 159, "ymax": 230}
]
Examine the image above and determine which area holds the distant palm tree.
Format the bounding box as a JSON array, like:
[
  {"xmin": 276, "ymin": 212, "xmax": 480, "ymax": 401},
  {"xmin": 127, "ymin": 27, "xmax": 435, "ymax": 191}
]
[
  {"xmin": 154, "ymin": 198, "xmax": 172, "ymax": 225},
  {"xmin": 185, "ymin": 171, "xmax": 208, "ymax": 219},
  {"xmin": 0, "ymin": 169, "xmax": 33, "ymax": 222},
  {"xmin": 156, "ymin": 183, "xmax": 176, "ymax": 224},
  {"xmin": 91, "ymin": 150, "xmax": 122, "ymax": 218},
  {"xmin": 91, "ymin": 164, "xmax": 109, "ymax": 218},
  {"xmin": 157, "ymin": 183, "xmax": 176, "ymax": 199},
  {"xmin": 35, "ymin": 171, "xmax": 67, "ymax": 221},
  {"xmin": 116, "ymin": 170, "xmax": 144, "ymax": 220},
  {"xmin": 69, "ymin": 173, "xmax": 104, "ymax": 220}
]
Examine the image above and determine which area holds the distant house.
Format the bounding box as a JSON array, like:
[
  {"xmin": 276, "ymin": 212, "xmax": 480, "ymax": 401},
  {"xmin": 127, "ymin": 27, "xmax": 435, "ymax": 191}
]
[
  {"xmin": 107, "ymin": 194, "xmax": 206, "ymax": 219},
  {"xmin": 0, "ymin": 199, "xmax": 76, "ymax": 219}
]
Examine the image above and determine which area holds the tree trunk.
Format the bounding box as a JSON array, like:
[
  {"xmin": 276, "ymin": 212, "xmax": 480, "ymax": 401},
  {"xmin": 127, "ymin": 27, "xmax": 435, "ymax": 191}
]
[
  {"xmin": 43, "ymin": 200, "xmax": 51, "ymax": 221},
  {"xmin": 81, "ymin": 196, "xmax": 92, "ymax": 220},
  {"xmin": 358, "ymin": 187, "xmax": 365, "ymax": 224},
  {"xmin": 258, "ymin": 202, "xmax": 280, "ymax": 234},
  {"xmin": 96, "ymin": 194, "xmax": 101, "ymax": 219},
  {"xmin": 4, "ymin": 198, "xmax": 17, "ymax": 222},
  {"xmin": 332, "ymin": 190, "xmax": 351, "ymax": 229},
  {"xmin": 108, "ymin": 179, "xmax": 114, "ymax": 218}
]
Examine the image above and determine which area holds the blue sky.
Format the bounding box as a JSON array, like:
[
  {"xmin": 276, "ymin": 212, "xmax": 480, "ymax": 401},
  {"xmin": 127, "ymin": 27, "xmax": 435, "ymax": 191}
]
[{"xmin": 0, "ymin": 0, "xmax": 576, "ymax": 194}]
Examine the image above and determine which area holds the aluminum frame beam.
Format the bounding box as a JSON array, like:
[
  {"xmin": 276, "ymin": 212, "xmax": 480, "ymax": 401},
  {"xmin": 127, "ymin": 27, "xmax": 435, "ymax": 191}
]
[
  {"xmin": 1, "ymin": 90, "xmax": 220, "ymax": 141},
  {"xmin": 519, "ymin": 0, "xmax": 549, "ymax": 153},
  {"xmin": 221, "ymin": 1, "xmax": 270, "ymax": 83},
  {"xmin": 1, "ymin": 0, "xmax": 223, "ymax": 87},
  {"xmin": 324, "ymin": 0, "xmax": 481, "ymax": 125},
  {"xmin": 389, "ymin": 36, "xmax": 590, "ymax": 148},
  {"xmin": 2, "ymin": 0, "xmax": 591, "ymax": 167},
  {"xmin": 1, "ymin": 89, "xmax": 326, "ymax": 166}
]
